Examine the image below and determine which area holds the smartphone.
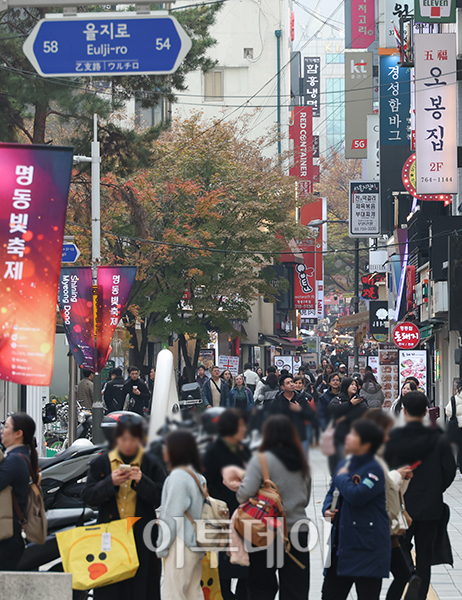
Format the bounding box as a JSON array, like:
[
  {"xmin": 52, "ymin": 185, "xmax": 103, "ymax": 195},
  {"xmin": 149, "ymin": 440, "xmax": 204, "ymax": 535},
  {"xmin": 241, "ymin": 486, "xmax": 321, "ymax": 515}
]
[
  {"xmin": 119, "ymin": 464, "xmax": 132, "ymax": 471},
  {"xmin": 409, "ymin": 460, "xmax": 422, "ymax": 470}
]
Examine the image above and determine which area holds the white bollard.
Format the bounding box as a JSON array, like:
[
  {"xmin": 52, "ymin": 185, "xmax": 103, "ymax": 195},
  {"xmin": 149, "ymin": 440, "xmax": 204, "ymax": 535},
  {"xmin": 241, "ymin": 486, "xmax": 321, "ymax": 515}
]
[{"xmin": 148, "ymin": 349, "xmax": 182, "ymax": 444}]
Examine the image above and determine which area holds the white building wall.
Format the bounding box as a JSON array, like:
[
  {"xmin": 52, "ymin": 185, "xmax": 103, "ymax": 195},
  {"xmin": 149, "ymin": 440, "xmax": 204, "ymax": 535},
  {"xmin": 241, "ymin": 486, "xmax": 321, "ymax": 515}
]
[{"xmin": 173, "ymin": 0, "xmax": 293, "ymax": 158}]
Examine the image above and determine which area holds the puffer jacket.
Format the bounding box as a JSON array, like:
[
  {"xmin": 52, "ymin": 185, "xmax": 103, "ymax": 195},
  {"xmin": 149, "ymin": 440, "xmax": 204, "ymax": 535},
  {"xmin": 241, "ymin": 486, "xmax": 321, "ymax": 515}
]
[
  {"xmin": 445, "ymin": 392, "xmax": 462, "ymax": 426},
  {"xmin": 360, "ymin": 381, "xmax": 385, "ymax": 408}
]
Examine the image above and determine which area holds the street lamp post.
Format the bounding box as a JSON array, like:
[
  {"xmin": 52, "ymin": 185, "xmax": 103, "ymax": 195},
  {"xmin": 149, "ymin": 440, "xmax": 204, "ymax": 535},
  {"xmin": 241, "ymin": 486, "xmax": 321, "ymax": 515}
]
[{"xmin": 309, "ymin": 219, "xmax": 361, "ymax": 372}]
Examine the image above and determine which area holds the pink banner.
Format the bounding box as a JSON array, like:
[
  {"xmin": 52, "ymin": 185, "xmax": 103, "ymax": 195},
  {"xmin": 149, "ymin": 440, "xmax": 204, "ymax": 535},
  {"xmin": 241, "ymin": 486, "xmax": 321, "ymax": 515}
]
[{"xmin": 351, "ymin": 0, "xmax": 375, "ymax": 49}]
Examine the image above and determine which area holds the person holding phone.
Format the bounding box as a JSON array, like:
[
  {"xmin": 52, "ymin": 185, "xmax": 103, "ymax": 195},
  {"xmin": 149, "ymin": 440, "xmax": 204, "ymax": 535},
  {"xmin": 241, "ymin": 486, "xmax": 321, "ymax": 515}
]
[
  {"xmin": 123, "ymin": 366, "xmax": 151, "ymax": 416},
  {"xmin": 83, "ymin": 414, "xmax": 166, "ymax": 600},
  {"xmin": 328, "ymin": 378, "xmax": 368, "ymax": 468}
]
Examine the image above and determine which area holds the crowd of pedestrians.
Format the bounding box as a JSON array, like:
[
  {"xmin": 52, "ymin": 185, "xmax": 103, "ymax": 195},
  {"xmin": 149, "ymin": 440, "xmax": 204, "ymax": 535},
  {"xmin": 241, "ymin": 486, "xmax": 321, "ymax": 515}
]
[{"xmin": 0, "ymin": 357, "xmax": 460, "ymax": 600}]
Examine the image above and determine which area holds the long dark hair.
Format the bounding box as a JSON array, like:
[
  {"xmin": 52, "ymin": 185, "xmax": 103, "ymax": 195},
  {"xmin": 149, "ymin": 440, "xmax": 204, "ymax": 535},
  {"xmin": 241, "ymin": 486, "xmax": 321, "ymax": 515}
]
[
  {"xmin": 165, "ymin": 429, "xmax": 202, "ymax": 472},
  {"xmin": 340, "ymin": 377, "xmax": 358, "ymax": 398},
  {"xmin": 266, "ymin": 373, "xmax": 279, "ymax": 389},
  {"xmin": 259, "ymin": 415, "xmax": 309, "ymax": 477},
  {"xmin": 11, "ymin": 413, "xmax": 38, "ymax": 477},
  {"xmin": 395, "ymin": 381, "xmax": 417, "ymax": 414},
  {"xmin": 363, "ymin": 371, "xmax": 378, "ymax": 385}
]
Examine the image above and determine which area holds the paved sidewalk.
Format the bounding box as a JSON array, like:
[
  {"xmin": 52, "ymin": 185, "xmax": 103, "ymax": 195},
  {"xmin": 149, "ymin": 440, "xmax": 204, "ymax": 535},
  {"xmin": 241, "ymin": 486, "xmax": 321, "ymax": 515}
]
[{"xmin": 306, "ymin": 448, "xmax": 462, "ymax": 599}]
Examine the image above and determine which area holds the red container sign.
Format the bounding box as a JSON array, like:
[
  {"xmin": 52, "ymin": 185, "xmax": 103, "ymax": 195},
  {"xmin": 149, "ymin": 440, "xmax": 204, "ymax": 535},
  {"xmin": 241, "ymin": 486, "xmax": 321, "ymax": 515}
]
[{"xmin": 393, "ymin": 322, "xmax": 421, "ymax": 349}]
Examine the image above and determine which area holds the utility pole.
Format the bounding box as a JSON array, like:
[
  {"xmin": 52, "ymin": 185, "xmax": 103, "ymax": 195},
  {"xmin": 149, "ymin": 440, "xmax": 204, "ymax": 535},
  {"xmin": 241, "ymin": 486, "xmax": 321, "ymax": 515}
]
[{"xmin": 353, "ymin": 238, "xmax": 360, "ymax": 372}]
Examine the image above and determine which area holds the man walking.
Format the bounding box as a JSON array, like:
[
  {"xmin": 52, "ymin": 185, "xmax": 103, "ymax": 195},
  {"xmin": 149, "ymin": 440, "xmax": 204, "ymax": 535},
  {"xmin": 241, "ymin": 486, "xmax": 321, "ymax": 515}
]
[
  {"xmin": 104, "ymin": 367, "xmax": 126, "ymax": 413},
  {"xmin": 243, "ymin": 363, "xmax": 259, "ymax": 393},
  {"xmin": 77, "ymin": 369, "xmax": 94, "ymax": 410},
  {"xmin": 385, "ymin": 391, "xmax": 456, "ymax": 600},
  {"xmin": 202, "ymin": 365, "xmax": 229, "ymax": 408},
  {"xmin": 269, "ymin": 374, "xmax": 315, "ymax": 445},
  {"xmin": 122, "ymin": 366, "xmax": 151, "ymax": 415}
]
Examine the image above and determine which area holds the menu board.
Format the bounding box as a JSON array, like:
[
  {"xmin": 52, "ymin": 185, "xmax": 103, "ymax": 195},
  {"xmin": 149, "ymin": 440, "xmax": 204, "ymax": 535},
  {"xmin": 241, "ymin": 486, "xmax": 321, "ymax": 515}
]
[
  {"xmin": 378, "ymin": 345, "xmax": 400, "ymax": 406},
  {"xmin": 399, "ymin": 350, "xmax": 427, "ymax": 393},
  {"xmin": 368, "ymin": 356, "xmax": 379, "ymax": 376},
  {"xmin": 275, "ymin": 356, "xmax": 294, "ymax": 373}
]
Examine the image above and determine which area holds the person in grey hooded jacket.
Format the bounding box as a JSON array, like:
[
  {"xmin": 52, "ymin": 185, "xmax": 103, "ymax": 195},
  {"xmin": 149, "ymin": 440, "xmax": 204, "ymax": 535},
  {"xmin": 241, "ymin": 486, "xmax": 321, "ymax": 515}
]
[{"xmin": 360, "ymin": 371, "xmax": 385, "ymax": 408}]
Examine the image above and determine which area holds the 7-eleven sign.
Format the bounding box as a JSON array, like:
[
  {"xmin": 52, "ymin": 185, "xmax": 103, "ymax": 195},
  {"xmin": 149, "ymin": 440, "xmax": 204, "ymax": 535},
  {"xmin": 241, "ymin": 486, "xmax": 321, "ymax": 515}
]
[{"xmin": 415, "ymin": 0, "xmax": 455, "ymax": 23}]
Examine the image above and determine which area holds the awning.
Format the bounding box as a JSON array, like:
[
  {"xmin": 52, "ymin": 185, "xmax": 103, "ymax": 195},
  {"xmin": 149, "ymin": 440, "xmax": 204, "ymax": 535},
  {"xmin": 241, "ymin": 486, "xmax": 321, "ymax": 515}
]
[
  {"xmin": 336, "ymin": 311, "xmax": 370, "ymax": 329},
  {"xmin": 262, "ymin": 335, "xmax": 303, "ymax": 349}
]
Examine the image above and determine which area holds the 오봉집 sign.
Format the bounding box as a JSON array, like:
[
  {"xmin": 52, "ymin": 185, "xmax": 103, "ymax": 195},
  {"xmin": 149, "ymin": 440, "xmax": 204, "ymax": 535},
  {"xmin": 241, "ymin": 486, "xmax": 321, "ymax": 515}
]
[
  {"xmin": 415, "ymin": 33, "xmax": 457, "ymax": 195},
  {"xmin": 349, "ymin": 180, "xmax": 380, "ymax": 237}
]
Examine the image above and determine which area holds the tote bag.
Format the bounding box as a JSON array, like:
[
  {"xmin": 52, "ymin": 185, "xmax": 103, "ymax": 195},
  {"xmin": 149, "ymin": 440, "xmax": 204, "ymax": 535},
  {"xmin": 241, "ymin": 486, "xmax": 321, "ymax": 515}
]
[{"xmin": 57, "ymin": 517, "xmax": 139, "ymax": 590}]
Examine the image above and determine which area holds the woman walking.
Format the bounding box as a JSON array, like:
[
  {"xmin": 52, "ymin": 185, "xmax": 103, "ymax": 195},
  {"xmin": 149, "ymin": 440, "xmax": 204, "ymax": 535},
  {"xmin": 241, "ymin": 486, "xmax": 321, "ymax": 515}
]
[
  {"xmin": 236, "ymin": 415, "xmax": 311, "ymax": 600},
  {"xmin": 83, "ymin": 414, "xmax": 166, "ymax": 600},
  {"xmin": 157, "ymin": 430, "xmax": 207, "ymax": 600},
  {"xmin": 204, "ymin": 409, "xmax": 251, "ymax": 600},
  {"xmin": 360, "ymin": 371, "xmax": 385, "ymax": 408},
  {"xmin": 229, "ymin": 374, "xmax": 255, "ymax": 412},
  {"xmin": 0, "ymin": 413, "xmax": 38, "ymax": 570}
]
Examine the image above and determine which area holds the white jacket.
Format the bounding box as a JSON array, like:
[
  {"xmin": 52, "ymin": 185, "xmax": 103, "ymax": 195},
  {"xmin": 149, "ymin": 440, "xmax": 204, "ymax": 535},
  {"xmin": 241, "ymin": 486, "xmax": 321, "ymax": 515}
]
[{"xmin": 445, "ymin": 392, "xmax": 462, "ymax": 426}]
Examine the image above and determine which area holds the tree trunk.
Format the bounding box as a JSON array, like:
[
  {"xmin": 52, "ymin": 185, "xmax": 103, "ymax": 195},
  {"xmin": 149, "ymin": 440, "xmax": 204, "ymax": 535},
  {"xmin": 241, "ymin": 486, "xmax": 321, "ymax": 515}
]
[
  {"xmin": 178, "ymin": 334, "xmax": 202, "ymax": 382},
  {"xmin": 32, "ymin": 101, "xmax": 48, "ymax": 144}
]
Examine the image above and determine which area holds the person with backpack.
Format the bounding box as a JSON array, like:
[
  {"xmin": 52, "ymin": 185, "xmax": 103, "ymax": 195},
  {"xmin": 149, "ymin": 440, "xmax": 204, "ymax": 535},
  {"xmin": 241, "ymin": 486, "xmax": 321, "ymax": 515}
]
[
  {"xmin": 236, "ymin": 415, "xmax": 311, "ymax": 600},
  {"xmin": 322, "ymin": 419, "xmax": 391, "ymax": 600},
  {"xmin": 444, "ymin": 380, "xmax": 462, "ymax": 476},
  {"xmin": 0, "ymin": 413, "xmax": 38, "ymax": 570},
  {"xmin": 157, "ymin": 430, "xmax": 207, "ymax": 600},
  {"xmin": 204, "ymin": 409, "xmax": 251, "ymax": 600},
  {"xmin": 83, "ymin": 414, "xmax": 166, "ymax": 600},
  {"xmin": 359, "ymin": 371, "xmax": 385, "ymax": 408}
]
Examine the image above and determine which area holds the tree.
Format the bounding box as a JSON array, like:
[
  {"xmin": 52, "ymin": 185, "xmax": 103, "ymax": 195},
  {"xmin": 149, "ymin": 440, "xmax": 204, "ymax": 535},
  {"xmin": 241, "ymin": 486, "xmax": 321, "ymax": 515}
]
[
  {"xmin": 66, "ymin": 114, "xmax": 304, "ymax": 379},
  {"xmin": 0, "ymin": 3, "xmax": 221, "ymax": 151},
  {"xmin": 314, "ymin": 150, "xmax": 368, "ymax": 292}
]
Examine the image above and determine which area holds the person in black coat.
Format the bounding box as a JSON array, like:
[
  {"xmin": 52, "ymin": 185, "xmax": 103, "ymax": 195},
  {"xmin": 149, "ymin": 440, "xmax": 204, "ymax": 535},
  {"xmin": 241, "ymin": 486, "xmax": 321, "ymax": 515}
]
[
  {"xmin": 83, "ymin": 415, "xmax": 166, "ymax": 600},
  {"xmin": 328, "ymin": 377, "xmax": 368, "ymax": 468},
  {"xmin": 104, "ymin": 367, "xmax": 126, "ymax": 413},
  {"xmin": 385, "ymin": 392, "xmax": 456, "ymax": 600},
  {"xmin": 0, "ymin": 413, "xmax": 38, "ymax": 571},
  {"xmin": 203, "ymin": 409, "xmax": 251, "ymax": 600},
  {"xmin": 268, "ymin": 374, "xmax": 316, "ymax": 443},
  {"xmin": 122, "ymin": 366, "xmax": 151, "ymax": 415}
]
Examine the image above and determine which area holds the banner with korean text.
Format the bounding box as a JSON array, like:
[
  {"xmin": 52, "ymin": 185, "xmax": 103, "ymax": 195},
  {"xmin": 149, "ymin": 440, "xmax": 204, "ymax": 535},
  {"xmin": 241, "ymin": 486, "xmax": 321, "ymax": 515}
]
[
  {"xmin": 346, "ymin": 0, "xmax": 375, "ymax": 49},
  {"xmin": 58, "ymin": 266, "xmax": 137, "ymax": 373},
  {"xmin": 415, "ymin": 33, "xmax": 457, "ymax": 195},
  {"xmin": 0, "ymin": 143, "xmax": 73, "ymax": 386}
]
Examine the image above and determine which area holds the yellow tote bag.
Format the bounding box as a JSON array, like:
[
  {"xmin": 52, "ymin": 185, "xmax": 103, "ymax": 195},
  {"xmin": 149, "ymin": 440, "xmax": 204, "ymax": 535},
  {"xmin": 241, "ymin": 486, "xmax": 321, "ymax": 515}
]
[
  {"xmin": 200, "ymin": 552, "xmax": 223, "ymax": 600},
  {"xmin": 57, "ymin": 517, "xmax": 140, "ymax": 591}
]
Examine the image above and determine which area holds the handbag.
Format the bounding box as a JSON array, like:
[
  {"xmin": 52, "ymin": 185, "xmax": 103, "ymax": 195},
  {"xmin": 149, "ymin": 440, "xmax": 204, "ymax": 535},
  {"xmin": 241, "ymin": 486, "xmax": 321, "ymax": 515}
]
[
  {"xmin": 391, "ymin": 492, "xmax": 412, "ymax": 535},
  {"xmin": 447, "ymin": 396, "xmax": 459, "ymax": 444},
  {"xmin": 12, "ymin": 454, "xmax": 47, "ymax": 545},
  {"xmin": 320, "ymin": 422, "xmax": 336, "ymax": 456},
  {"xmin": 200, "ymin": 552, "xmax": 223, "ymax": 599},
  {"xmin": 56, "ymin": 517, "xmax": 139, "ymax": 590}
]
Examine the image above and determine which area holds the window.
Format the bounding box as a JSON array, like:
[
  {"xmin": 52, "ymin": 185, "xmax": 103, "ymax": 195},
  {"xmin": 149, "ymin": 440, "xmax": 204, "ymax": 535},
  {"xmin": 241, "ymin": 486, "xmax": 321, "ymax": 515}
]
[
  {"xmin": 326, "ymin": 53, "xmax": 345, "ymax": 64},
  {"xmin": 325, "ymin": 78, "xmax": 345, "ymax": 155},
  {"xmin": 204, "ymin": 70, "xmax": 224, "ymax": 101}
]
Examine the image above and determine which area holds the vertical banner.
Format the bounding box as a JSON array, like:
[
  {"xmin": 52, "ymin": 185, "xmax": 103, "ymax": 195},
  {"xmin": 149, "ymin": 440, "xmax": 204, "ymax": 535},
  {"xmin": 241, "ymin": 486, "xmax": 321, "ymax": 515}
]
[
  {"xmin": 290, "ymin": 106, "xmax": 314, "ymax": 199},
  {"xmin": 345, "ymin": 52, "xmax": 373, "ymax": 159},
  {"xmin": 346, "ymin": 0, "xmax": 376, "ymax": 48},
  {"xmin": 294, "ymin": 251, "xmax": 316, "ymax": 311},
  {"xmin": 349, "ymin": 181, "xmax": 380, "ymax": 237},
  {"xmin": 415, "ymin": 33, "xmax": 457, "ymax": 195},
  {"xmin": 303, "ymin": 57, "xmax": 321, "ymax": 117},
  {"xmin": 367, "ymin": 114, "xmax": 380, "ymax": 180},
  {"xmin": 0, "ymin": 143, "xmax": 73, "ymax": 385},
  {"xmin": 58, "ymin": 266, "xmax": 137, "ymax": 372}
]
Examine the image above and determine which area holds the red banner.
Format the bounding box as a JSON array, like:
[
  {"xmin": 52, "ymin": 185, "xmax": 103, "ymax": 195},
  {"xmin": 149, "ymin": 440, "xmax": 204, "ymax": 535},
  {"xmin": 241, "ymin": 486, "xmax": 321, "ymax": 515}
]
[
  {"xmin": 294, "ymin": 247, "xmax": 316, "ymax": 310},
  {"xmin": 0, "ymin": 143, "xmax": 73, "ymax": 386},
  {"xmin": 290, "ymin": 106, "xmax": 314, "ymax": 201},
  {"xmin": 58, "ymin": 266, "xmax": 137, "ymax": 373}
]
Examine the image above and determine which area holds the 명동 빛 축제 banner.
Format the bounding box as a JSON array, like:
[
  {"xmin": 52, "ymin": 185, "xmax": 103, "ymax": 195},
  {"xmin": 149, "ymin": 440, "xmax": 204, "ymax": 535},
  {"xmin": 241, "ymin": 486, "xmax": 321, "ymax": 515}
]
[
  {"xmin": 0, "ymin": 143, "xmax": 73, "ymax": 386},
  {"xmin": 58, "ymin": 266, "xmax": 137, "ymax": 372}
]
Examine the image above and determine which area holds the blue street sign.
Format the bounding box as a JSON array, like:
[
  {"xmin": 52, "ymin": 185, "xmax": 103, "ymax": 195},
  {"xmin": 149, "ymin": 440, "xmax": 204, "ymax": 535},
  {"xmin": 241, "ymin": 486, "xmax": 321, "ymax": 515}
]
[
  {"xmin": 61, "ymin": 243, "xmax": 81, "ymax": 263},
  {"xmin": 23, "ymin": 13, "xmax": 192, "ymax": 77}
]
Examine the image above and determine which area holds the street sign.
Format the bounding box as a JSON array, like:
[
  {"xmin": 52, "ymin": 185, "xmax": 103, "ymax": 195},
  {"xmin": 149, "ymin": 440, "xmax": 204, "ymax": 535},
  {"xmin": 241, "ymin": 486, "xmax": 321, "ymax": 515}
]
[
  {"xmin": 393, "ymin": 322, "xmax": 421, "ymax": 350},
  {"xmin": 61, "ymin": 242, "xmax": 80, "ymax": 263},
  {"xmin": 23, "ymin": 12, "xmax": 192, "ymax": 77},
  {"xmin": 349, "ymin": 180, "xmax": 380, "ymax": 237}
]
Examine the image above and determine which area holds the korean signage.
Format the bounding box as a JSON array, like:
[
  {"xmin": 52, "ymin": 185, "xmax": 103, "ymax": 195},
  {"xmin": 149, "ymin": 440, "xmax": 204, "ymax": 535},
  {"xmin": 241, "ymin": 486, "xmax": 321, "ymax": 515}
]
[
  {"xmin": 361, "ymin": 274, "xmax": 380, "ymax": 300},
  {"xmin": 415, "ymin": 0, "xmax": 455, "ymax": 23},
  {"xmin": 399, "ymin": 350, "xmax": 427, "ymax": 392},
  {"xmin": 290, "ymin": 106, "xmax": 314, "ymax": 199},
  {"xmin": 379, "ymin": 55, "xmax": 411, "ymax": 146},
  {"xmin": 346, "ymin": 0, "xmax": 376, "ymax": 49},
  {"xmin": 393, "ymin": 322, "xmax": 421, "ymax": 349},
  {"xmin": 349, "ymin": 180, "xmax": 380, "ymax": 237},
  {"xmin": 294, "ymin": 258, "xmax": 316, "ymax": 310},
  {"xmin": 345, "ymin": 52, "xmax": 373, "ymax": 159},
  {"xmin": 304, "ymin": 57, "xmax": 321, "ymax": 117},
  {"xmin": 370, "ymin": 300, "xmax": 389, "ymax": 342},
  {"xmin": 218, "ymin": 355, "xmax": 240, "ymax": 376},
  {"xmin": 0, "ymin": 143, "xmax": 73, "ymax": 386},
  {"xmin": 58, "ymin": 266, "xmax": 137, "ymax": 373},
  {"xmin": 367, "ymin": 114, "xmax": 380, "ymax": 180},
  {"xmin": 415, "ymin": 33, "xmax": 457, "ymax": 195}
]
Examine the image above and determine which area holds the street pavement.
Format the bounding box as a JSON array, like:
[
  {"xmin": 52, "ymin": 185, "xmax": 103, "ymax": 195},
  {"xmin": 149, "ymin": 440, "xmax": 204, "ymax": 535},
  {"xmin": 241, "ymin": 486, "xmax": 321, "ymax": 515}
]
[{"xmin": 306, "ymin": 448, "xmax": 462, "ymax": 599}]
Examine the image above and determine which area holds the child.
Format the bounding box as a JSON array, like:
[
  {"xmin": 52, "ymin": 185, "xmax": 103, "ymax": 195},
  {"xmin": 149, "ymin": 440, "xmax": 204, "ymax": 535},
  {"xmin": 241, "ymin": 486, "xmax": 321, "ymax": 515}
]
[{"xmin": 322, "ymin": 419, "xmax": 391, "ymax": 600}]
